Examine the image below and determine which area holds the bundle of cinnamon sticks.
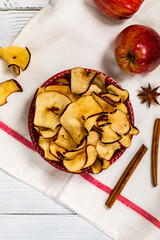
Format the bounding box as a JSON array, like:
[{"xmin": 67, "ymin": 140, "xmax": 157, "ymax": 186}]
[{"xmin": 105, "ymin": 118, "xmax": 160, "ymax": 209}]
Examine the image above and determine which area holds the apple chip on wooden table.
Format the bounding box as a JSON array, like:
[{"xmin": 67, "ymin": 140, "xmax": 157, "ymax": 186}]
[{"xmin": 28, "ymin": 67, "xmax": 139, "ymax": 174}]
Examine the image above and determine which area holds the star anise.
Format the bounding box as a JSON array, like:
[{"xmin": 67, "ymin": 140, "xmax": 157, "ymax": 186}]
[{"xmin": 137, "ymin": 84, "xmax": 160, "ymax": 107}]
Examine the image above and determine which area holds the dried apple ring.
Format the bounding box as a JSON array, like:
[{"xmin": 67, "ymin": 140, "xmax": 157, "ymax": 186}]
[
  {"xmin": 0, "ymin": 79, "xmax": 22, "ymax": 106},
  {"xmin": 0, "ymin": 46, "xmax": 31, "ymax": 75}
]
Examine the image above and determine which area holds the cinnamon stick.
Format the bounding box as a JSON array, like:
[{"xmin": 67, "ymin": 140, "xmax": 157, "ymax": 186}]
[
  {"xmin": 152, "ymin": 118, "xmax": 160, "ymax": 187},
  {"xmin": 106, "ymin": 144, "xmax": 148, "ymax": 209}
]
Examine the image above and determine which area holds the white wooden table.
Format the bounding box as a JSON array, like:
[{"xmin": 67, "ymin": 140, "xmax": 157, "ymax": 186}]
[{"xmin": 0, "ymin": 1, "xmax": 112, "ymax": 239}]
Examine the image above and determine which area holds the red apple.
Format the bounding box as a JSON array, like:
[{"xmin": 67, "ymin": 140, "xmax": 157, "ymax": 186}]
[
  {"xmin": 93, "ymin": 0, "xmax": 144, "ymax": 20},
  {"xmin": 114, "ymin": 25, "xmax": 160, "ymax": 74}
]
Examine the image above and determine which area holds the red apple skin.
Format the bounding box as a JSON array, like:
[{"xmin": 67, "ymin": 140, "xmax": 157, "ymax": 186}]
[
  {"xmin": 93, "ymin": 0, "xmax": 144, "ymax": 20},
  {"xmin": 114, "ymin": 25, "xmax": 160, "ymax": 74}
]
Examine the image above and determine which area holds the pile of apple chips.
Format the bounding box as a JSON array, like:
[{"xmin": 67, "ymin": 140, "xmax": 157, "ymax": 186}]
[{"xmin": 33, "ymin": 67, "xmax": 139, "ymax": 174}]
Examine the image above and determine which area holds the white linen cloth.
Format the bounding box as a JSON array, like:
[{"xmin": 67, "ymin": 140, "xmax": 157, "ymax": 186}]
[{"xmin": 0, "ymin": 0, "xmax": 160, "ymax": 239}]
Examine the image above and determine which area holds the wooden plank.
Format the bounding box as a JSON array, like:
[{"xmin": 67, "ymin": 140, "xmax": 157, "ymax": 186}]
[
  {"xmin": 0, "ymin": 170, "xmax": 72, "ymax": 214},
  {"xmin": 0, "ymin": 215, "xmax": 109, "ymax": 240},
  {"xmin": 0, "ymin": 0, "xmax": 49, "ymax": 10},
  {"xmin": 0, "ymin": 11, "xmax": 38, "ymax": 46}
]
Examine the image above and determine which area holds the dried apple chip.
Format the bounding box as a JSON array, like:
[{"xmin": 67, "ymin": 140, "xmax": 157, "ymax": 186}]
[
  {"xmin": 129, "ymin": 125, "xmax": 139, "ymax": 135},
  {"xmin": 119, "ymin": 134, "xmax": 131, "ymax": 148},
  {"xmin": 45, "ymin": 85, "xmax": 79, "ymax": 102},
  {"xmin": 50, "ymin": 140, "xmax": 66, "ymax": 160},
  {"xmin": 39, "ymin": 136, "xmax": 60, "ymax": 161},
  {"xmin": 92, "ymin": 74, "xmax": 106, "ymax": 92},
  {"xmin": 35, "ymin": 125, "xmax": 60, "ymax": 139},
  {"xmin": 91, "ymin": 158, "xmax": 102, "ymax": 174},
  {"xmin": 83, "ymin": 145, "xmax": 97, "ymax": 168},
  {"xmin": 102, "ymin": 160, "xmax": 110, "ymax": 170},
  {"xmin": 63, "ymin": 152, "xmax": 86, "ymax": 172},
  {"xmin": 100, "ymin": 124, "xmax": 122, "ymax": 144},
  {"xmin": 101, "ymin": 93, "xmax": 120, "ymax": 103},
  {"xmin": 119, "ymin": 125, "xmax": 139, "ymax": 148},
  {"xmin": 116, "ymin": 102, "xmax": 128, "ymax": 114},
  {"xmin": 54, "ymin": 78, "xmax": 69, "ymax": 85},
  {"xmin": 96, "ymin": 141, "xmax": 121, "ymax": 160},
  {"xmin": 9, "ymin": 64, "xmax": 20, "ymax": 76},
  {"xmin": 87, "ymin": 131, "xmax": 99, "ymax": 147},
  {"xmin": 71, "ymin": 67, "xmax": 97, "ymax": 94},
  {"xmin": 107, "ymin": 110, "xmax": 130, "ymax": 135},
  {"xmin": 0, "ymin": 46, "xmax": 31, "ymax": 75},
  {"xmin": 106, "ymin": 84, "xmax": 129, "ymax": 102},
  {"xmin": 83, "ymin": 84, "xmax": 102, "ymax": 96},
  {"xmin": 63, "ymin": 139, "xmax": 86, "ymax": 160},
  {"xmin": 36, "ymin": 87, "xmax": 45, "ymax": 96},
  {"xmin": 84, "ymin": 115, "xmax": 99, "ymax": 132},
  {"xmin": 34, "ymin": 91, "xmax": 71, "ymax": 131},
  {"xmin": 0, "ymin": 79, "xmax": 22, "ymax": 106},
  {"xmin": 92, "ymin": 92, "xmax": 116, "ymax": 113},
  {"xmin": 55, "ymin": 127, "xmax": 77, "ymax": 151}
]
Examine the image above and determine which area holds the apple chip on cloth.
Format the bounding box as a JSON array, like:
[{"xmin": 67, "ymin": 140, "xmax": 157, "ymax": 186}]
[{"xmin": 0, "ymin": 1, "xmax": 160, "ymax": 240}]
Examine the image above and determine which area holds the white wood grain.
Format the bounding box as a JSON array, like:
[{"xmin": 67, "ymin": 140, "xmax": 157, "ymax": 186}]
[
  {"xmin": 0, "ymin": 215, "xmax": 109, "ymax": 240},
  {"xmin": 0, "ymin": 170, "xmax": 72, "ymax": 214},
  {"xmin": 0, "ymin": 11, "xmax": 38, "ymax": 46},
  {"xmin": 0, "ymin": 0, "xmax": 49, "ymax": 9}
]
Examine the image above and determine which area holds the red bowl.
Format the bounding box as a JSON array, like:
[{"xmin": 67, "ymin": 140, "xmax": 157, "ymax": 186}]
[{"xmin": 28, "ymin": 68, "xmax": 134, "ymax": 174}]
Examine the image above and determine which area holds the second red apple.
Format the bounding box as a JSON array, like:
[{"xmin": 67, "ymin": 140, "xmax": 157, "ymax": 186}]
[
  {"xmin": 114, "ymin": 25, "xmax": 160, "ymax": 74},
  {"xmin": 93, "ymin": 0, "xmax": 144, "ymax": 20}
]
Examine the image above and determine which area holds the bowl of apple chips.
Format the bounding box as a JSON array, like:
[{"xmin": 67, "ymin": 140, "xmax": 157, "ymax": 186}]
[{"xmin": 28, "ymin": 67, "xmax": 139, "ymax": 174}]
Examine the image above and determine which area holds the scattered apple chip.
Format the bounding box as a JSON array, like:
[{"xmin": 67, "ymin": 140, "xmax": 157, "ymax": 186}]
[
  {"xmin": 50, "ymin": 140, "xmax": 66, "ymax": 160},
  {"xmin": 87, "ymin": 131, "xmax": 100, "ymax": 147},
  {"xmin": 96, "ymin": 141, "xmax": 121, "ymax": 160},
  {"xmin": 34, "ymin": 91, "xmax": 71, "ymax": 131},
  {"xmin": 0, "ymin": 46, "xmax": 31, "ymax": 75},
  {"xmin": 63, "ymin": 152, "xmax": 86, "ymax": 172},
  {"xmin": 35, "ymin": 125, "xmax": 60, "ymax": 139},
  {"xmin": 91, "ymin": 158, "xmax": 102, "ymax": 174},
  {"xmin": 0, "ymin": 79, "xmax": 22, "ymax": 106},
  {"xmin": 71, "ymin": 67, "xmax": 97, "ymax": 94},
  {"xmin": 106, "ymin": 84, "xmax": 129, "ymax": 102},
  {"xmin": 55, "ymin": 126, "xmax": 77, "ymax": 151},
  {"xmin": 107, "ymin": 110, "xmax": 130, "ymax": 135},
  {"xmin": 60, "ymin": 96, "xmax": 102, "ymax": 144},
  {"xmin": 39, "ymin": 136, "xmax": 60, "ymax": 161},
  {"xmin": 100, "ymin": 124, "xmax": 122, "ymax": 144},
  {"xmin": 92, "ymin": 92, "xmax": 116, "ymax": 113},
  {"xmin": 92, "ymin": 74, "xmax": 106, "ymax": 92},
  {"xmin": 83, "ymin": 145, "xmax": 97, "ymax": 168}
]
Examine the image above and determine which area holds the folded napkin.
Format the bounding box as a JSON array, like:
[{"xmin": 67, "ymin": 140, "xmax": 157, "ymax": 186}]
[{"xmin": 0, "ymin": 0, "xmax": 160, "ymax": 239}]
